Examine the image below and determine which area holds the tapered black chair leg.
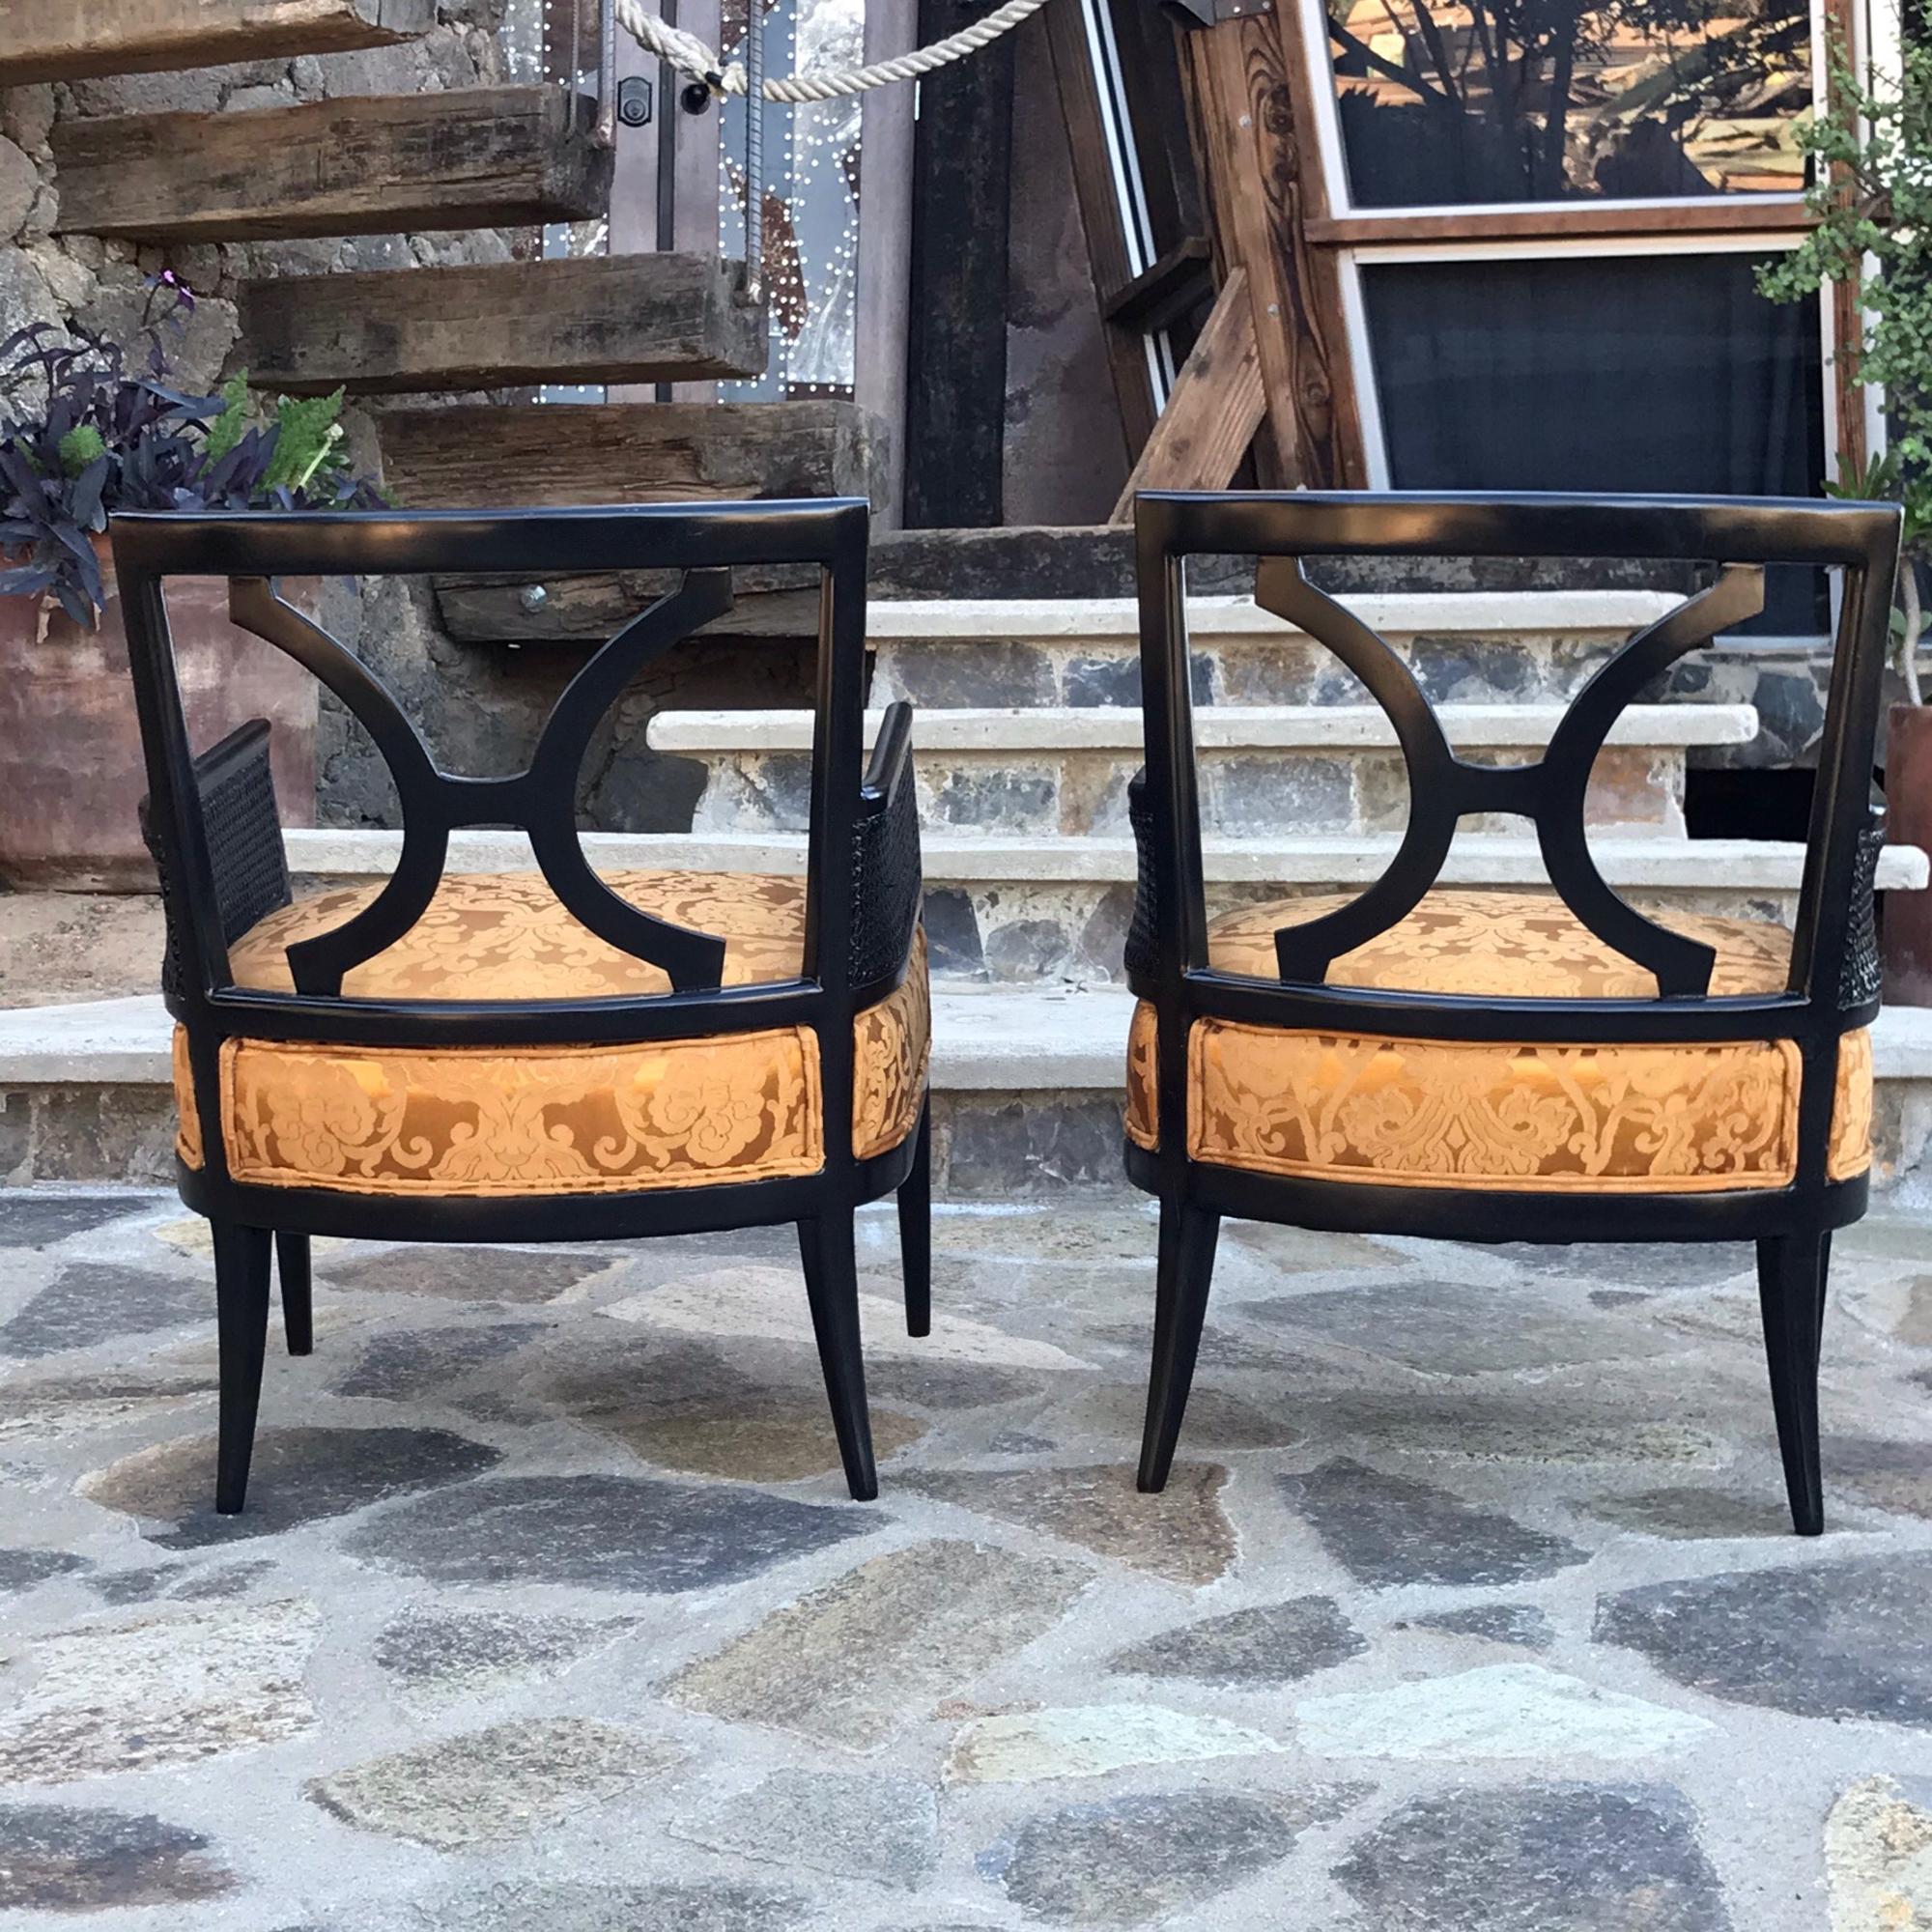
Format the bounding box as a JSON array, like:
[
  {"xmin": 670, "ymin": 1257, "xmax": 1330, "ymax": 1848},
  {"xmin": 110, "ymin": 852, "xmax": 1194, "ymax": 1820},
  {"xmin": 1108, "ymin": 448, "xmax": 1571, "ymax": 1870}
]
[
  {"xmin": 274, "ymin": 1232, "xmax": 313, "ymax": 1356},
  {"xmin": 1758, "ymin": 1232, "xmax": 1830, "ymax": 1536},
  {"xmin": 898, "ymin": 1098, "xmax": 932, "ymax": 1338},
  {"xmin": 798, "ymin": 1212, "xmax": 880, "ymax": 1501},
  {"xmin": 213, "ymin": 1223, "xmax": 273, "ymax": 1516},
  {"xmin": 1138, "ymin": 1196, "xmax": 1220, "ymax": 1493}
]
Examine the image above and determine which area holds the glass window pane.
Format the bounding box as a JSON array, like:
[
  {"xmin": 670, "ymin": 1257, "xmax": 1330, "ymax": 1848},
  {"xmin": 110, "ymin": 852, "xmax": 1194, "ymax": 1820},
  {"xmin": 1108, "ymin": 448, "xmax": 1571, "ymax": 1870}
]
[
  {"xmin": 720, "ymin": 0, "xmax": 864, "ymax": 400},
  {"xmin": 1361, "ymin": 250, "xmax": 1827, "ymax": 628},
  {"xmin": 1327, "ymin": 0, "xmax": 1814, "ymax": 209}
]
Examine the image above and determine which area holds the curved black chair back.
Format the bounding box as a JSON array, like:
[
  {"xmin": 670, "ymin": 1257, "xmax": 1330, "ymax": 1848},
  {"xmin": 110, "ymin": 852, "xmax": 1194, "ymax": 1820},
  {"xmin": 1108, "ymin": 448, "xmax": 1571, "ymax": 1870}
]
[
  {"xmin": 1127, "ymin": 491, "xmax": 1900, "ymax": 1236},
  {"xmin": 1123, "ymin": 491, "xmax": 1903, "ymax": 1534},
  {"xmin": 112, "ymin": 500, "xmax": 924, "ymax": 1245}
]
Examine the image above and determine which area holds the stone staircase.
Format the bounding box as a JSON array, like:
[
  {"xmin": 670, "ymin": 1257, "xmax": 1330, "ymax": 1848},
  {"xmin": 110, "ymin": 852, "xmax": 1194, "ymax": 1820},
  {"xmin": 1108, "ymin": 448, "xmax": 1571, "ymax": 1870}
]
[
  {"xmin": 634, "ymin": 586, "xmax": 1932, "ymax": 1193},
  {"xmin": 5, "ymin": 586, "xmax": 1932, "ymax": 1194}
]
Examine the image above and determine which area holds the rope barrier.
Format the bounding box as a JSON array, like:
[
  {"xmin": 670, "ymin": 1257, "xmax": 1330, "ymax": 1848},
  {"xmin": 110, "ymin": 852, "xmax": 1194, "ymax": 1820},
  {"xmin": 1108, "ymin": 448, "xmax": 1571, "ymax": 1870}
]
[{"xmin": 612, "ymin": 0, "xmax": 1051, "ymax": 102}]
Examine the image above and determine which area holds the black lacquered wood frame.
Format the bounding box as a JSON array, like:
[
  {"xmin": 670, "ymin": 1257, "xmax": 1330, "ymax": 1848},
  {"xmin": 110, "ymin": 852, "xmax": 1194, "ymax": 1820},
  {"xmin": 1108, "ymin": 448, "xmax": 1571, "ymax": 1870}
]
[
  {"xmin": 114, "ymin": 501, "xmax": 927, "ymax": 1507},
  {"xmin": 1123, "ymin": 491, "xmax": 1902, "ymax": 1532}
]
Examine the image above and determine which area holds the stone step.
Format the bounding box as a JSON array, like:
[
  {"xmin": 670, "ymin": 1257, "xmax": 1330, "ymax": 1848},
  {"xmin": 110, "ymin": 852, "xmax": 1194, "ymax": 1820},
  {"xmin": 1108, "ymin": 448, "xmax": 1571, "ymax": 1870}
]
[
  {"xmin": 0, "ymin": 0, "xmax": 435, "ymax": 85},
  {"xmin": 279, "ymin": 828, "xmax": 1931, "ymax": 988},
  {"xmin": 239, "ymin": 253, "xmax": 767, "ymax": 397},
  {"xmin": 653, "ymin": 703, "xmax": 1757, "ymax": 840},
  {"xmin": 51, "ymin": 85, "xmax": 610, "ymax": 242},
  {"xmin": 426, "ymin": 525, "xmax": 1689, "ymax": 644},
  {"xmin": 4, "ymin": 988, "xmax": 1928, "ymax": 1198},
  {"xmin": 378, "ymin": 401, "xmax": 887, "ymax": 512},
  {"xmin": 866, "ymin": 591, "xmax": 1687, "ymax": 711}
]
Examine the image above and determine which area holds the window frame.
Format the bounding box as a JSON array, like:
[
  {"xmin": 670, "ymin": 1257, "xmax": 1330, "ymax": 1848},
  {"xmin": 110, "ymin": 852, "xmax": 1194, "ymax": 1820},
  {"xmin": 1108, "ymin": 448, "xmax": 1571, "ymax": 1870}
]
[{"xmin": 1298, "ymin": 0, "xmax": 1835, "ymax": 229}]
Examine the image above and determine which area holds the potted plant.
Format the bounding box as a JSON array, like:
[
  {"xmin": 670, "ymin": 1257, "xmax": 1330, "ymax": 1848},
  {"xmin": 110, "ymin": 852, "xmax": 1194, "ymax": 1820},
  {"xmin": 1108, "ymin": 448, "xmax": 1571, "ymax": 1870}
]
[
  {"xmin": 1758, "ymin": 31, "xmax": 1932, "ymax": 1001},
  {"xmin": 0, "ymin": 277, "xmax": 385, "ymax": 889}
]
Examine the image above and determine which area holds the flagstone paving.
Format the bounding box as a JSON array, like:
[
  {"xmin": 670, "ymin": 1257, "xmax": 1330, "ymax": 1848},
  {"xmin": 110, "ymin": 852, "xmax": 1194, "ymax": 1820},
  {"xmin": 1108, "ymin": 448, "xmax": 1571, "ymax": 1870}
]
[{"xmin": 0, "ymin": 1191, "xmax": 1930, "ymax": 1927}]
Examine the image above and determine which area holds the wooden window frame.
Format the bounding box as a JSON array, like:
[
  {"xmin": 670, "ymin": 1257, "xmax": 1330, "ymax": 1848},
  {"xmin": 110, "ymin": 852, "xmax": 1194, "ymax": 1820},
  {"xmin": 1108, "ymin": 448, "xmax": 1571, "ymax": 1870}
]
[{"xmin": 1191, "ymin": 0, "xmax": 1877, "ymax": 490}]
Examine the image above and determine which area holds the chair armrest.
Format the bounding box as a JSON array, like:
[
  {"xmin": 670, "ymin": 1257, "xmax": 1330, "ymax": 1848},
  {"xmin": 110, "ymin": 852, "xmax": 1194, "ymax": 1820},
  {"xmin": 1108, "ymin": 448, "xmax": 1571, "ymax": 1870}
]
[{"xmin": 863, "ymin": 698, "xmax": 915, "ymax": 805}]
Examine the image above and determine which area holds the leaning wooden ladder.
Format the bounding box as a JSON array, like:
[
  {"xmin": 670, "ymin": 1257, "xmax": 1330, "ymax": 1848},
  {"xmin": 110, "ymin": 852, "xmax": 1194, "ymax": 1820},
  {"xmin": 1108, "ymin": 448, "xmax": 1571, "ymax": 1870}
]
[{"xmin": 1040, "ymin": 0, "xmax": 1372, "ymax": 519}]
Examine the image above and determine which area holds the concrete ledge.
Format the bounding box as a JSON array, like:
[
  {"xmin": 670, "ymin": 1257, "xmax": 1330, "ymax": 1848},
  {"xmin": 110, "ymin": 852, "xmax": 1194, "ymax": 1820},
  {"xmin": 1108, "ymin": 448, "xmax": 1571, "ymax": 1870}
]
[
  {"xmin": 647, "ymin": 703, "xmax": 1759, "ymax": 754},
  {"xmin": 6, "ymin": 995, "xmax": 1930, "ymax": 1196},
  {"xmin": 0, "ymin": 988, "xmax": 1138, "ymax": 1093},
  {"xmin": 283, "ymin": 829, "xmax": 1932, "ymax": 895},
  {"xmin": 23, "ymin": 989, "xmax": 1922, "ymax": 1092},
  {"xmin": 3, "ymin": 997, "xmax": 1932, "ymax": 1190},
  {"xmin": 863, "ymin": 590, "xmax": 1679, "ymax": 641}
]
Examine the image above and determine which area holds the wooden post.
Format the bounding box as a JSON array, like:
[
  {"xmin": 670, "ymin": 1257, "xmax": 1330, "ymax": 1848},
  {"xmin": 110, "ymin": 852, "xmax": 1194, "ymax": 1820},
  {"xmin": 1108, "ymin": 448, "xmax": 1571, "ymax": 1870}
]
[
  {"xmin": 903, "ymin": 0, "xmax": 1014, "ymax": 526},
  {"xmin": 1179, "ymin": 2, "xmax": 1366, "ymax": 488},
  {"xmin": 856, "ymin": 0, "xmax": 920, "ymax": 524}
]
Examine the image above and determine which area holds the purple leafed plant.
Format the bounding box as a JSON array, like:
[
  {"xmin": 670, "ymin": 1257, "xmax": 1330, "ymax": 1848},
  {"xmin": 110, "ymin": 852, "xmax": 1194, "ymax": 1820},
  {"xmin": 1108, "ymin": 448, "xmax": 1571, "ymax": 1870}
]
[{"xmin": 0, "ymin": 275, "xmax": 385, "ymax": 627}]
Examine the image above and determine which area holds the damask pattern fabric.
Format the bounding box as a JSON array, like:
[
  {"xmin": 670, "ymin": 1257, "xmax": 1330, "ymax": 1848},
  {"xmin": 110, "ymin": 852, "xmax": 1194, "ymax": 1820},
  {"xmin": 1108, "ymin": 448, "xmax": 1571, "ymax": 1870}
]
[
  {"xmin": 174, "ymin": 874, "xmax": 929, "ymax": 1194},
  {"xmin": 1206, "ymin": 889, "xmax": 1794, "ymax": 998},
  {"xmin": 228, "ymin": 869, "xmax": 811, "ymax": 1000},
  {"xmin": 1187, "ymin": 1022, "xmax": 1804, "ymax": 1191},
  {"xmin": 213, "ymin": 1027, "xmax": 824, "ymax": 1196},
  {"xmin": 1122, "ymin": 888, "xmax": 1871, "ymax": 1191},
  {"xmin": 1830, "ymin": 1026, "xmax": 1874, "ymax": 1182},
  {"xmin": 172, "ymin": 1025, "xmax": 203, "ymax": 1170},
  {"xmin": 1125, "ymin": 1001, "xmax": 1159, "ymax": 1152},
  {"xmin": 854, "ymin": 932, "xmax": 931, "ymax": 1161},
  {"xmin": 1123, "ymin": 1009, "xmax": 1873, "ymax": 1193}
]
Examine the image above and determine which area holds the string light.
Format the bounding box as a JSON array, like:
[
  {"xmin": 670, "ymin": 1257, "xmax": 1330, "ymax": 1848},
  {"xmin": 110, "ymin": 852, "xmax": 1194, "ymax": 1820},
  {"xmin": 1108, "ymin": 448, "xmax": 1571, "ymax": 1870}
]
[{"xmin": 718, "ymin": 0, "xmax": 862, "ymax": 402}]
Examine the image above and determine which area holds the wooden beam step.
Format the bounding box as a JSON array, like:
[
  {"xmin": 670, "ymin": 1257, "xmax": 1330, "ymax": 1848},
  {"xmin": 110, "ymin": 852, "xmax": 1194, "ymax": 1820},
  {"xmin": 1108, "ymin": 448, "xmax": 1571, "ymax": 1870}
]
[
  {"xmin": 239, "ymin": 253, "xmax": 767, "ymax": 396},
  {"xmin": 51, "ymin": 86, "xmax": 610, "ymax": 243},
  {"xmin": 0, "ymin": 0, "xmax": 434, "ymax": 87},
  {"xmin": 430, "ymin": 526, "xmax": 1261, "ymax": 643},
  {"xmin": 378, "ymin": 402, "xmax": 888, "ymax": 510}
]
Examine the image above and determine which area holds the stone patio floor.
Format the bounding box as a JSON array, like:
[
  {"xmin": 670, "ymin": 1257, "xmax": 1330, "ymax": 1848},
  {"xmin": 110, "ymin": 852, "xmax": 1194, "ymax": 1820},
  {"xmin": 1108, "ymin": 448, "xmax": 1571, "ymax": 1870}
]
[{"xmin": 0, "ymin": 1191, "xmax": 1930, "ymax": 1929}]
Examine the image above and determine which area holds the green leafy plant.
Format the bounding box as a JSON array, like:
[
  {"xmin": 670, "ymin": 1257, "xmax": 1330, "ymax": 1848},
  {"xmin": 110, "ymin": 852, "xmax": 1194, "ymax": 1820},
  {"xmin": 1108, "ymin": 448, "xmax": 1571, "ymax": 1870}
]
[
  {"xmin": 208, "ymin": 376, "xmax": 362, "ymax": 498},
  {"xmin": 1758, "ymin": 31, "xmax": 1932, "ymax": 703},
  {"xmin": 2, "ymin": 277, "xmax": 386, "ymax": 625}
]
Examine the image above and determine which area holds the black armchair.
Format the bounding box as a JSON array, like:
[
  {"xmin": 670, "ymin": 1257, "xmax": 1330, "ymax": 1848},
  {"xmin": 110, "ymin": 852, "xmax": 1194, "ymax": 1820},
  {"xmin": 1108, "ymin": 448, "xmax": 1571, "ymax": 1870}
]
[
  {"xmin": 1122, "ymin": 491, "xmax": 1900, "ymax": 1534},
  {"xmin": 117, "ymin": 501, "xmax": 930, "ymax": 1513}
]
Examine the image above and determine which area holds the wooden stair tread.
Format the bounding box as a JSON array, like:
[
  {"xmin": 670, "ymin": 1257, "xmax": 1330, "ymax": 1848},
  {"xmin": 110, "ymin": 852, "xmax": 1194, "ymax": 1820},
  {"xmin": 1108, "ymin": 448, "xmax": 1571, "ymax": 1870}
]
[
  {"xmin": 240, "ymin": 253, "xmax": 768, "ymax": 395},
  {"xmin": 0, "ymin": 0, "xmax": 434, "ymax": 86},
  {"xmin": 378, "ymin": 402, "xmax": 887, "ymax": 510},
  {"xmin": 51, "ymin": 85, "xmax": 610, "ymax": 242}
]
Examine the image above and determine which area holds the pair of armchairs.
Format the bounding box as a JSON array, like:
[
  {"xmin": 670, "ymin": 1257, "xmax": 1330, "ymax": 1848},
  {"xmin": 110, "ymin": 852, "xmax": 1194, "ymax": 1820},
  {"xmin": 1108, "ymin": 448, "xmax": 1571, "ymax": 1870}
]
[{"xmin": 120, "ymin": 493, "xmax": 1897, "ymax": 1536}]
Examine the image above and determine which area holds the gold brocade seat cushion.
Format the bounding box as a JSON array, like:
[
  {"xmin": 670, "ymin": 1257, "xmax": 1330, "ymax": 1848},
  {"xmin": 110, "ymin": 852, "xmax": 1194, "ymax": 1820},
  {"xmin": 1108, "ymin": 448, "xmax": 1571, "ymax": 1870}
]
[
  {"xmin": 1124, "ymin": 888, "xmax": 1872, "ymax": 1194},
  {"xmin": 176, "ymin": 870, "xmax": 929, "ymax": 1198},
  {"xmin": 228, "ymin": 869, "xmax": 814, "ymax": 1000}
]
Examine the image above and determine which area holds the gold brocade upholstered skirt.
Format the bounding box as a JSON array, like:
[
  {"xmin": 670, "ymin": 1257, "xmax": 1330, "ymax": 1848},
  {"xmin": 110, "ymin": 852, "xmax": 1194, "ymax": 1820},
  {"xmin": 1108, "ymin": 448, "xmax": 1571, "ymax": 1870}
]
[
  {"xmin": 172, "ymin": 870, "xmax": 930, "ymax": 1198},
  {"xmin": 1124, "ymin": 890, "xmax": 1872, "ymax": 1193}
]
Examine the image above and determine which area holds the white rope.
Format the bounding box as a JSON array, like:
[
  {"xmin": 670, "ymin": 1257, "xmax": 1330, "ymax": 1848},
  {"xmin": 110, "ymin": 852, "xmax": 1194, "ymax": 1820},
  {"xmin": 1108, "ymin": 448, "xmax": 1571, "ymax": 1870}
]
[{"xmin": 613, "ymin": 0, "xmax": 1049, "ymax": 102}]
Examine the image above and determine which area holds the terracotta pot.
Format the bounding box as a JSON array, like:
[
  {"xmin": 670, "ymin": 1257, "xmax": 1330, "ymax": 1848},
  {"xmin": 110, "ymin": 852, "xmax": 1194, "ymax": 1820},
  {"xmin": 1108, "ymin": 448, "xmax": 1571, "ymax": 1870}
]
[
  {"xmin": 0, "ymin": 537, "xmax": 316, "ymax": 891},
  {"xmin": 1884, "ymin": 700, "xmax": 1932, "ymax": 1008}
]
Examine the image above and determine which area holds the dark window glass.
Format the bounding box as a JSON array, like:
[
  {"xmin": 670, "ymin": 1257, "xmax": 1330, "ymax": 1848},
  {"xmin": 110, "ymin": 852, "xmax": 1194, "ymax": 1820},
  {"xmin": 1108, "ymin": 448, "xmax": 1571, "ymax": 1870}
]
[
  {"xmin": 1361, "ymin": 250, "xmax": 1828, "ymax": 629},
  {"xmin": 1328, "ymin": 0, "xmax": 1814, "ymax": 209}
]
